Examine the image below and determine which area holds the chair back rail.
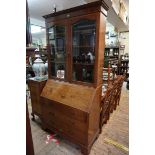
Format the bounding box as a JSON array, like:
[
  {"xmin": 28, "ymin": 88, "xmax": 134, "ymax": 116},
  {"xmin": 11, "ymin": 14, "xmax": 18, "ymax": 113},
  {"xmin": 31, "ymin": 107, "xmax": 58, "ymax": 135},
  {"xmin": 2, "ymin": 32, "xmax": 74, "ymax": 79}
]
[{"xmin": 100, "ymin": 75, "xmax": 125, "ymax": 133}]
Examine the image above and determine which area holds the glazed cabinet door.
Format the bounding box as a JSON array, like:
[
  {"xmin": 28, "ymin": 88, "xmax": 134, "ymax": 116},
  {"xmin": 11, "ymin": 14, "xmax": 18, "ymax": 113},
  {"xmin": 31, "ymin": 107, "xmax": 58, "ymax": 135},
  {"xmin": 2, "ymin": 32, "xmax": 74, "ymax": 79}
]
[
  {"xmin": 69, "ymin": 14, "xmax": 98, "ymax": 85},
  {"xmin": 47, "ymin": 21, "xmax": 68, "ymax": 80}
]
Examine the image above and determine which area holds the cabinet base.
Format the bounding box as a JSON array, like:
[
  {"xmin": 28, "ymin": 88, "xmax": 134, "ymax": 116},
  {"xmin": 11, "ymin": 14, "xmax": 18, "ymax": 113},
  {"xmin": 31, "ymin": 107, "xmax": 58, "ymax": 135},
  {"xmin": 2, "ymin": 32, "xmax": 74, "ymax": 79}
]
[{"xmin": 41, "ymin": 122, "xmax": 99, "ymax": 155}]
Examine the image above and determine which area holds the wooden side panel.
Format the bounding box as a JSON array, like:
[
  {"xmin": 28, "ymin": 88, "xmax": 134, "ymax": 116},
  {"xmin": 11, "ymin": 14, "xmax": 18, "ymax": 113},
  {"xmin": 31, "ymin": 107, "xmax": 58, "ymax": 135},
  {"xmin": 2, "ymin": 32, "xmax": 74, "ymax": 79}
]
[
  {"xmin": 28, "ymin": 80, "xmax": 47, "ymax": 116},
  {"xmin": 96, "ymin": 12, "xmax": 106, "ymax": 87},
  {"xmin": 88, "ymin": 86, "xmax": 101, "ymax": 144}
]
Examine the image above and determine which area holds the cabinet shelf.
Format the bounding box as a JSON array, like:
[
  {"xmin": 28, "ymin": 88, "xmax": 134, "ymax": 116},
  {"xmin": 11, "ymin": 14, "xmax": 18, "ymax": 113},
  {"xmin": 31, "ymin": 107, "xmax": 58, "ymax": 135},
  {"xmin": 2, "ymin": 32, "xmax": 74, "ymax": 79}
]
[
  {"xmin": 106, "ymin": 58, "xmax": 118, "ymax": 61},
  {"xmin": 121, "ymin": 60, "xmax": 129, "ymax": 62},
  {"xmin": 73, "ymin": 62, "xmax": 94, "ymax": 66},
  {"xmin": 73, "ymin": 46, "xmax": 95, "ymax": 48},
  {"xmin": 104, "ymin": 55, "xmax": 119, "ymax": 58},
  {"xmin": 49, "ymin": 37, "xmax": 65, "ymax": 41},
  {"xmin": 51, "ymin": 61, "xmax": 65, "ymax": 63},
  {"xmin": 105, "ymin": 46, "xmax": 119, "ymax": 49},
  {"xmin": 51, "ymin": 47, "xmax": 66, "ymax": 49},
  {"xmin": 48, "ymin": 32, "xmax": 65, "ymax": 36},
  {"xmin": 73, "ymin": 29, "xmax": 96, "ymax": 34}
]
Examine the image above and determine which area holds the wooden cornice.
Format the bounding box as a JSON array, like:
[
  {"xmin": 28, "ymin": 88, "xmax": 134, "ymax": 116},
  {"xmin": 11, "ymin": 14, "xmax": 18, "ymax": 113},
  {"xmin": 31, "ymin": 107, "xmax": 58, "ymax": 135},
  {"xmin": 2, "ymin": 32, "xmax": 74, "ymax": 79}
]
[{"xmin": 43, "ymin": 0, "xmax": 109, "ymax": 19}]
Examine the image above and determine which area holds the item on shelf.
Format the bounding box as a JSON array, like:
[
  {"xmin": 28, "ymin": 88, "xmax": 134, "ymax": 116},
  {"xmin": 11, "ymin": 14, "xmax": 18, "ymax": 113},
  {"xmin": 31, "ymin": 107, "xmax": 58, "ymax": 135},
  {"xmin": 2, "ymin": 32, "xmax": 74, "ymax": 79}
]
[
  {"xmin": 72, "ymin": 71, "xmax": 76, "ymax": 80},
  {"xmin": 57, "ymin": 70, "xmax": 65, "ymax": 79},
  {"xmin": 50, "ymin": 44, "xmax": 55, "ymax": 61},
  {"xmin": 109, "ymin": 49, "xmax": 113, "ymax": 56},
  {"xmin": 81, "ymin": 53, "xmax": 86, "ymax": 63},
  {"xmin": 86, "ymin": 70, "xmax": 92, "ymax": 81},
  {"xmin": 102, "ymin": 85, "xmax": 107, "ymax": 95},
  {"xmin": 124, "ymin": 55, "xmax": 129, "ymax": 60},
  {"xmin": 82, "ymin": 68, "xmax": 87, "ymax": 80},
  {"xmin": 103, "ymin": 72, "xmax": 113, "ymax": 80},
  {"xmin": 73, "ymin": 56, "xmax": 77, "ymax": 63},
  {"xmin": 55, "ymin": 52, "xmax": 64, "ymax": 61},
  {"xmin": 87, "ymin": 51, "xmax": 94, "ymax": 63},
  {"xmin": 32, "ymin": 56, "xmax": 46, "ymax": 80},
  {"xmin": 29, "ymin": 56, "xmax": 33, "ymax": 65},
  {"xmin": 77, "ymin": 56, "xmax": 81, "ymax": 63},
  {"xmin": 86, "ymin": 54, "xmax": 91, "ymax": 63},
  {"xmin": 45, "ymin": 60, "xmax": 48, "ymax": 75}
]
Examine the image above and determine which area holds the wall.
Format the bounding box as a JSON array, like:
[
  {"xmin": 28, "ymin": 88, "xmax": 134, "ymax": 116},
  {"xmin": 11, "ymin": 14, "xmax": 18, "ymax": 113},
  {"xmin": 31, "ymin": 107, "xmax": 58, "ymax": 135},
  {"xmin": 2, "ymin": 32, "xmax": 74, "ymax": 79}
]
[
  {"xmin": 106, "ymin": 22, "xmax": 119, "ymax": 46},
  {"xmin": 119, "ymin": 32, "xmax": 129, "ymax": 54},
  {"xmin": 30, "ymin": 17, "xmax": 46, "ymax": 47},
  {"xmin": 30, "ymin": 17, "xmax": 45, "ymax": 27}
]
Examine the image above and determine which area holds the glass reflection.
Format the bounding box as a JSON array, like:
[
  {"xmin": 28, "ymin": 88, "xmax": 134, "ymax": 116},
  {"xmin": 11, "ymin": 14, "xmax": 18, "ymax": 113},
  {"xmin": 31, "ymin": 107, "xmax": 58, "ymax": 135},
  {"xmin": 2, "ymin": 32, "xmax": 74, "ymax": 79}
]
[
  {"xmin": 72, "ymin": 20, "xmax": 96, "ymax": 83},
  {"xmin": 48, "ymin": 25, "xmax": 66, "ymax": 79}
]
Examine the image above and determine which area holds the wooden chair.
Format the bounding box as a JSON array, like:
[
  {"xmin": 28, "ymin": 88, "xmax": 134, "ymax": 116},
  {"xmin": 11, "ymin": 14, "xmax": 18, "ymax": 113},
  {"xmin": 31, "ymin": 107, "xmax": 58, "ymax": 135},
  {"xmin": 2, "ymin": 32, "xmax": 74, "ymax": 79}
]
[
  {"xmin": 100, "ymin": 86, "xmax": 113, "ymax": 133},
  {"xmin": 100, "ymin": 75, "xmax": 125, "ymax": 133},
  {"xmin": 103, "ymin": 63, "xmax": 115, "ymax": 87},
  {"xmin": 109, "ymin": 82, "xmax": 118, "ymax": 113},
  {"xmin": 115, "ymin": 76, "xmax": 125, "ymax": 108}
]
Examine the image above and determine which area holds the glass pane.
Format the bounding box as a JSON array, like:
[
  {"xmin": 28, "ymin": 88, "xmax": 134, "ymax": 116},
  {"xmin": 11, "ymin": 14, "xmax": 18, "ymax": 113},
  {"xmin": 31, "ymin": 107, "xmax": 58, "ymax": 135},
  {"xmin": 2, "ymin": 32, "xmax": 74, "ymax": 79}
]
[
  {"xmin": 72, "ymin": 20, "xmax": 96, "ymax": 83},
  {"xmin": 48, "ymin": 25, "xmax": 66, "ymax": 79}
]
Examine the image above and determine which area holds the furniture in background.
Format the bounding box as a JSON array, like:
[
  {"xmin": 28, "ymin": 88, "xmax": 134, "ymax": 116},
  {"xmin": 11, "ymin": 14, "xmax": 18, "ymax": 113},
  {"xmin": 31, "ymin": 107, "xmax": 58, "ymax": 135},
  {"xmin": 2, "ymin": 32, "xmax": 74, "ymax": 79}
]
[
  {"xmin": 119, "ymin": 59, "xmax": 129, "ymax": 75},
  {"xmin": 26, "ymin": 47, "xmax": 36, "ymax": 80},
  {"xmin": 26, "ymin": 49, "xmax": 48, "ymax": 79},
  {"xmin": 102, "ymin": 63, "xmax": 117, "ymax": 94},
  {"xmin": 28, "ymin": 78, "xmax": 47, "ymax": 120},
  {"xmin": 40, "ymin": 1, "xmax": 109, "ymax": 155},
  {"xmin": 104, "ymin": 46, "xmax": 120, "ymax": 74},
  {"xmin": 100, "ymin": 75, "xmax": 125, "ymax": 133},
  {"xmin": 100, "ymin": 86, "xmax": 113, "ymax": 131},
  {"xmin": 118, "ymin": 54, "xmax": 129, "ymax": 77}
]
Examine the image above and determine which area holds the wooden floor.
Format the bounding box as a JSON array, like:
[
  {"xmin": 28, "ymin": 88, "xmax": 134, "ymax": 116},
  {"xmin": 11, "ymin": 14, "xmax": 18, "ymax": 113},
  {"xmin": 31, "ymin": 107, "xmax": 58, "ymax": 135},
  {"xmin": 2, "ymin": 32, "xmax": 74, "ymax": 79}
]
[{"xmin": 27, "ymin": 82, "xmax": 129, "ymax": 155}]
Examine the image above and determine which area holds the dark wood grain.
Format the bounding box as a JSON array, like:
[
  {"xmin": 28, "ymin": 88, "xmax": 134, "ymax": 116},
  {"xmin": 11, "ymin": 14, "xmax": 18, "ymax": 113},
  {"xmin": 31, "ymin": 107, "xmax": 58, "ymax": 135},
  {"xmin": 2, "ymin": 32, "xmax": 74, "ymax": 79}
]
[{"xmin": 28, "ymin": 79, "xmax": 47, "ymax": 120}]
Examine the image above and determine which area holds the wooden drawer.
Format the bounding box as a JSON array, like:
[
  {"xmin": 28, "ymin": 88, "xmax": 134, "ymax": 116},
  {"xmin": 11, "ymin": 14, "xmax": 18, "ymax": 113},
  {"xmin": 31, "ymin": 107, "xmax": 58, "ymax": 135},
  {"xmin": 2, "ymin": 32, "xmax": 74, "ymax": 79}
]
[
  {"xmin": 41, "ymin": 98, "xmax": 87, "ymax": 123},
  {"xmin": 41, "ymin": 98, "xmax": 88, "ymax": 144},
  {"xmin": 43, "ymin": 107, "xmax": 87, "ymax": 132},
  {"xmin": 44, "ymin": 115, "xmax": 87, "ymax": 144}
]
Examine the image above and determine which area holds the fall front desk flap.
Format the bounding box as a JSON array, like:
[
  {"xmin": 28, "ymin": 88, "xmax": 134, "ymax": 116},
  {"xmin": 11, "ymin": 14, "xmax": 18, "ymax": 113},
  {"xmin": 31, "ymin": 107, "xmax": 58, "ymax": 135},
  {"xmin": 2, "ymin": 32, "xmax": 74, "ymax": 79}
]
[{"xmin": 40, "ymin": 79, "xmax": 96, "ymax": 112}]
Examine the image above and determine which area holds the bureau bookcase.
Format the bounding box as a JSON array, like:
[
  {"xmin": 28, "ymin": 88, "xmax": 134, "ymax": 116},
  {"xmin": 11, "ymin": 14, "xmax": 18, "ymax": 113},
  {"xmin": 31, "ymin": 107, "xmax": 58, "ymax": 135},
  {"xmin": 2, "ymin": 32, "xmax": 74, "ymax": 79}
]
[{"xmin": 40, "ymin": 1, "xmax": 109, "ymax": 154}]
